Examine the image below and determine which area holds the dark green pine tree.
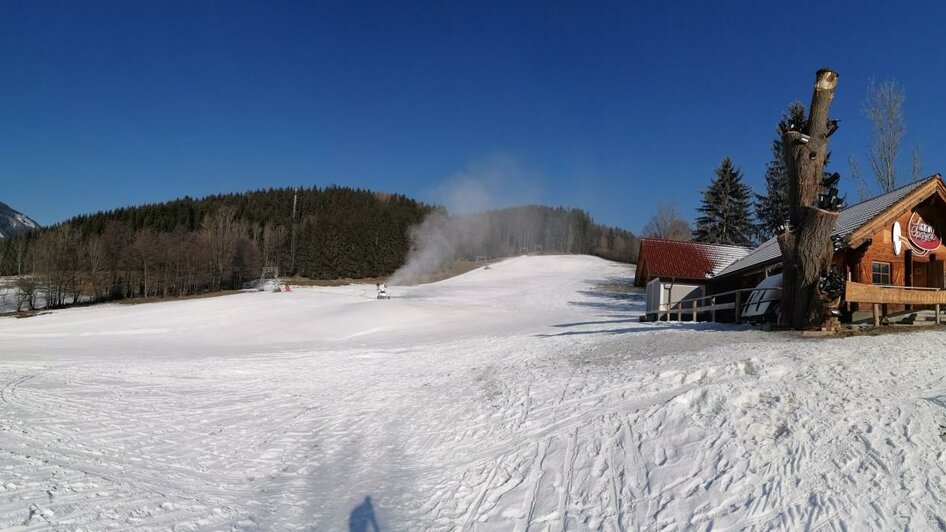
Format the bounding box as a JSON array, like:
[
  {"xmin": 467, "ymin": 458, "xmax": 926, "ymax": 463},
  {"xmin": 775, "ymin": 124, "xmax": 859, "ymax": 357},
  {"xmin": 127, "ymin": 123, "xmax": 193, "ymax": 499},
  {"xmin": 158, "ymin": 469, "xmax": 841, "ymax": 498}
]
[
  {"xmin": 694, "ymin": 157, "xmax": 755, "ymax": 246},
  {"xmin": 754, "ymin": 102, "xmax": 806, "ymax": 240}
]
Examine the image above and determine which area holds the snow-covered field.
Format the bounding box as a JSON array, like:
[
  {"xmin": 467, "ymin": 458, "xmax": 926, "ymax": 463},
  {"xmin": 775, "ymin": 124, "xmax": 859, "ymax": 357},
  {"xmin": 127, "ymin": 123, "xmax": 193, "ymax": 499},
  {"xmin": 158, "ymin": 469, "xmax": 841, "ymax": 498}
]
[
  {"xmin": 0, "ymin": 281, "xmax": 19, "ymax": 313},
  {"xmin": 0, "ymin": 278, "xmax": 50, "ymax": 314},
  {"xmin": 1, "ymin": 255, "xmax": 945, "ymax": 530}
]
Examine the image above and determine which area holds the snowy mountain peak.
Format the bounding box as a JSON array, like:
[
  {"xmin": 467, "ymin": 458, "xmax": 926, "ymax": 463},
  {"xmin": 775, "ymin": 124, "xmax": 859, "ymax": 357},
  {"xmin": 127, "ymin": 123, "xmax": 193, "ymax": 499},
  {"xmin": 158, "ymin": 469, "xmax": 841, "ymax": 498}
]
[{"xmin": 0, "ymin": 201, "xmax": 40, "ymax": 239}]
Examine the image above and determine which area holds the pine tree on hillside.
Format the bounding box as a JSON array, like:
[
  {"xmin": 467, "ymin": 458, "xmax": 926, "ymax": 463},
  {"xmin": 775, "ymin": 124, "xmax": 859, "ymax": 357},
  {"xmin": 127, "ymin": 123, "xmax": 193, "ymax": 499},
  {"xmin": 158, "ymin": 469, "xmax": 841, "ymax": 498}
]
[
  {"xmin": 754, "ymin": 141, "xmax": 789, "ymax": 241},
  {"xmin": 694, "ymin": 157, "xmax": 755, "ymax": 246},
  {"xmin": 755, "ymin": 102, "xmax": 806, "ymax": 240}
]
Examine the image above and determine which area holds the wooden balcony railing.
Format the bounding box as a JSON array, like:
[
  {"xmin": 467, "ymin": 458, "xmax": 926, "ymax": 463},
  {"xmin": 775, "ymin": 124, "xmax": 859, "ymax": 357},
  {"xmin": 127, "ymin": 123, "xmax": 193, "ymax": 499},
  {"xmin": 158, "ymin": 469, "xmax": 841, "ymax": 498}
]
[{"xmin": 844, "ymin": 281, "xmax": 946, "ymax": 326}]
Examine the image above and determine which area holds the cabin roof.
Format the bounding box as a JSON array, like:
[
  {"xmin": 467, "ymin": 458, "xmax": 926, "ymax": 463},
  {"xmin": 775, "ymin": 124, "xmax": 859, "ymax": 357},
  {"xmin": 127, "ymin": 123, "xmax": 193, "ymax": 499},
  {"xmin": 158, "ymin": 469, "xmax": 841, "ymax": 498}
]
[
  {"xmin": 715, "ymin": 176, "xmax": 941, "ymax": 279},
  {"xmin": 634, "ymin": 238, "xmax": 751, "ymax": 286}
]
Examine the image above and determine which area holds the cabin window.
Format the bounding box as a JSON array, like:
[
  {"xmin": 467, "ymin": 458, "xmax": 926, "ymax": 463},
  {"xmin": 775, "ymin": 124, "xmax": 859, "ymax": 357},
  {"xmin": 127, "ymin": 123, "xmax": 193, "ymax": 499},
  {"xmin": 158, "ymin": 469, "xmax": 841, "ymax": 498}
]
[{"xmin": 872, "ymin": 262, "xmax": 891, "ymax": 285}]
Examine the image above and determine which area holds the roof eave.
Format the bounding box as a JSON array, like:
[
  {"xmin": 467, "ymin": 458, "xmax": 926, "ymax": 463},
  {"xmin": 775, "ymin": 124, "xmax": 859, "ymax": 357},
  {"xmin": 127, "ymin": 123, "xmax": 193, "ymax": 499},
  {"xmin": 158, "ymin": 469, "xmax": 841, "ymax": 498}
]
[
  {"xmin": 714, "ymin": 256, "xmax": 782, "ymax": 280},
  {"xmin": 844, "ymin": 177, "xmax": 944, "ymax": 249},
  {"xmin": 632, "ymin": 248, "xmax": 648, "ymax": 286}
]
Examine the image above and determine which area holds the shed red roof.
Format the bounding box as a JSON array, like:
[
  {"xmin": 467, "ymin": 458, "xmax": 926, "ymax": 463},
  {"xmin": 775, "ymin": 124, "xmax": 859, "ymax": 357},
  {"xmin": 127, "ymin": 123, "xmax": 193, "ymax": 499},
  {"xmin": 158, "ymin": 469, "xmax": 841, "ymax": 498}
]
[{"xmin": 634, "ymin": 238, "xmax": 751, "ymax": 286}]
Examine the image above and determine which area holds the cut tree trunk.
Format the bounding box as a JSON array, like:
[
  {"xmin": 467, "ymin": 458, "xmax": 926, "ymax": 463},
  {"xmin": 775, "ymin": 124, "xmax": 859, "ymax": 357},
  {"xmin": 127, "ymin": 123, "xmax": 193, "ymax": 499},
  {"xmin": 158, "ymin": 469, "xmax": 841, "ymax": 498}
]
[
  {"xmin": 779, "ymin": 69, "xmax": 840, "ymax": 330},
  {"xmin": 786, "ymin": 206, "xmax": 838, "ymax": 327}
]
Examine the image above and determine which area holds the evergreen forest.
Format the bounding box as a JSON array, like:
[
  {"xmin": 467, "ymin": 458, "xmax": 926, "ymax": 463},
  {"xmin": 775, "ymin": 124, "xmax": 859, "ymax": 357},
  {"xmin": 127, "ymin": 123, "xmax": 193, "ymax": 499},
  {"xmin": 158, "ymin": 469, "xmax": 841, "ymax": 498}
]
[{"xmin": 0, "ymin": 186, "xmax": 638, "ymax": 310}]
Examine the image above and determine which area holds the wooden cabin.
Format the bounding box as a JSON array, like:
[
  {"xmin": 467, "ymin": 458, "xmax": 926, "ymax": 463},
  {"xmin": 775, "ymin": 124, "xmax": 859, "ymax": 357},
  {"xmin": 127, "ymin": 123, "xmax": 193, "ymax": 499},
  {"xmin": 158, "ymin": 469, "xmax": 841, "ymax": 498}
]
[{"xmin": 711, "ymin": 174, "xmax": 946, "ymax": 322}]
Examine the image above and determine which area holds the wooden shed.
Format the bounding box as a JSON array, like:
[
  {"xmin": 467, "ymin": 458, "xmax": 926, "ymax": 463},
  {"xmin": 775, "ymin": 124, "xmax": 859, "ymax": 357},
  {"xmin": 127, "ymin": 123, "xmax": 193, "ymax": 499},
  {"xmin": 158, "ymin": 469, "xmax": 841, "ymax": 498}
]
[{"xmin": 634, "ymin": 238, "xmax": 751, "ymax": 320}]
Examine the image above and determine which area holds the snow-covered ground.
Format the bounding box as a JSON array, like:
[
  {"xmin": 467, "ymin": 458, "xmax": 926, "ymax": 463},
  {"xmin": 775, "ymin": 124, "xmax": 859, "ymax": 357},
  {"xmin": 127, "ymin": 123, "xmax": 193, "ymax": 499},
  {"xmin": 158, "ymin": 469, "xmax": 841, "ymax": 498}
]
[
  {"xmin": 0, "ymin": 278, "xmax": 51, "ymax": 314},
  {"xmin": 0, "ymin": 288, "xmax": 13, "ymax": 314},
  {"xmin": 0, "ymin": 278, "xmax": 19, "ymax": 314},
  {"xmin": 1, "ymin": 255, "xmax": 945, "ymax": 530}
]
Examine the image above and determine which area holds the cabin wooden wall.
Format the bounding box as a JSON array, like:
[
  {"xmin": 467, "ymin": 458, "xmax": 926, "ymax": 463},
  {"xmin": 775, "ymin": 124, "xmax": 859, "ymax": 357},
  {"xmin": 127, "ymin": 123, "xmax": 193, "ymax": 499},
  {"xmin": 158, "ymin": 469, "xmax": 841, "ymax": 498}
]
[
  {"xmin": 851, "ymin": 210, "xmax": 944, "ymax": 287},
  {"xmin": 716, "ymin": 192, "xmax": 946, "ymax": 319},
  {"xmin": 844, "ymin": 210, "xmax": 945, "ymax": 314}
]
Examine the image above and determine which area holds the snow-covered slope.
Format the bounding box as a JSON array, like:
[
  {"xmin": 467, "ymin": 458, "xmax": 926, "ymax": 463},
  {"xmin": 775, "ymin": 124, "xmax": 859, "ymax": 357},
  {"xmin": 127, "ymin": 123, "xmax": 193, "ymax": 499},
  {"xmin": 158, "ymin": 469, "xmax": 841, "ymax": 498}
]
[
  {"xmin": 0, "ymin": 201, "xmax": 39, "ymax": 239},
  {"xmin": 1, "ymin": 255, "xmax": 945, "ymax": 530}
]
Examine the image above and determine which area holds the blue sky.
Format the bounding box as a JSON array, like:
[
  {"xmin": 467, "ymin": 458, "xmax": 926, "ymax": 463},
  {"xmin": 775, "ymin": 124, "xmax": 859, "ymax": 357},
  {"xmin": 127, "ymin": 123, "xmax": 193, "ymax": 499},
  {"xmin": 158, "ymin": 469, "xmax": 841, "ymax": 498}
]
[{"xmin": 3, "ymin": 1, "xmax": 946, "ymax": 232}]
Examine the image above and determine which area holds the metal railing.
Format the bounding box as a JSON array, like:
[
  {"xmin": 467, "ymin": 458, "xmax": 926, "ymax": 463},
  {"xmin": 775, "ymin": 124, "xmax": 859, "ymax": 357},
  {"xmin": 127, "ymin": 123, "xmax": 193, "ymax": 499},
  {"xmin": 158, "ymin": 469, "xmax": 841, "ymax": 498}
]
[
  {"xmin": 655, "ymin": 282, "xmax": 946, "ymax": 326},
  {"xmin": 654, "ymin": 287, "xmax": 782, "ymax": 323}
]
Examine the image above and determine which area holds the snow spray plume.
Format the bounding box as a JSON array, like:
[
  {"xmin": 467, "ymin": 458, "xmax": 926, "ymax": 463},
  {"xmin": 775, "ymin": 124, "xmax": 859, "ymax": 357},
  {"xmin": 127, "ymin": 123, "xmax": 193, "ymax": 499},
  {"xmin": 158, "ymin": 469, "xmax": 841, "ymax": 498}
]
[
  {"xmin": 387, "ymin": 156, "xmax": 540, "ymax": 285},
  {"xmin": 387, "ymin": 211, "xmax": 461, "ymax": 286}
]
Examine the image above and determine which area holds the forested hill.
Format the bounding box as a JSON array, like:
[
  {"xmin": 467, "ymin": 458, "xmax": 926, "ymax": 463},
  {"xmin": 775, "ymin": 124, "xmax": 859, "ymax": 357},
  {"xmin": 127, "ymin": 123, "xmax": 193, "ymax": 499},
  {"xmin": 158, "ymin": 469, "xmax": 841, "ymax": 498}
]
[
  {"xmin": 0, "ymin": 186, "xmax": 637, "ymax": 308},
  {"xmin": 63, "ymin": 187, "xmax": 427, "ymax": 237},
  {"xmin": 60, "ymin": 186, "xmax": 433, "ymax": 281},
  {"xmin": 449, "ymin": 206, "xmax": 638, "ymax": 265}
]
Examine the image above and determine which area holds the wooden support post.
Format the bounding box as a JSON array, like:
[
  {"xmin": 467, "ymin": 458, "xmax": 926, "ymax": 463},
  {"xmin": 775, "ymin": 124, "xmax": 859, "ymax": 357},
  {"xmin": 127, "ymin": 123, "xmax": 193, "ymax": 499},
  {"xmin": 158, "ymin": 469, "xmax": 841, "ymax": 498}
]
[
  {"xmin": 735, "ymin": 291, "xmax": 742, "ymax": 323},
  {"xmin": 692, "ymin": 299, "xmax": 698, "ymax": 322},
  {"xmin": 937, "ymin": 304, "xmax": 942, "ymax": 325},
  {"xmin": 711, "ymin": 296, "xmax": 717, "ymax": 322},
  {"xmin": 665, "ymin": 303, "xmax": 670, "ymax": 322},
  {"xmin": 873, "ymin": 303, "xmax": 880, "ymax": 327}
]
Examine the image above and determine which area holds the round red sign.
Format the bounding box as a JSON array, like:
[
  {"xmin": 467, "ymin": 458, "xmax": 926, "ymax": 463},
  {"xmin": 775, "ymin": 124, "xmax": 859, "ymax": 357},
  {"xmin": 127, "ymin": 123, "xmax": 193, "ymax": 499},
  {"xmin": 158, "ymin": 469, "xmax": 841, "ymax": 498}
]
[{"xmin": 908, "ymin": 212, "xmax": 941, "ymax": 252}]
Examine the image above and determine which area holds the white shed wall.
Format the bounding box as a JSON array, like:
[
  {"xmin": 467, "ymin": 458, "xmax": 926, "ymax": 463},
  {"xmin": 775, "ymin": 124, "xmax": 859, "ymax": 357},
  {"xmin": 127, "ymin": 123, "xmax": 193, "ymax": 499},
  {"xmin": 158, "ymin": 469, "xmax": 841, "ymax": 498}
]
[{"xmin": 645, "ymin": 278, "xmax": 704, "ymax": 319}]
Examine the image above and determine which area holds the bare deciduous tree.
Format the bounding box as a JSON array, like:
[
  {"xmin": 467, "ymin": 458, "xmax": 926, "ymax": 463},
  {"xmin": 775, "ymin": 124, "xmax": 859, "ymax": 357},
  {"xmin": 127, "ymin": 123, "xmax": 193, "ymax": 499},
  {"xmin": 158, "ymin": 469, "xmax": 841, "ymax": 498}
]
[
  {"xmin": 15, "ymin": 275, "xmax": 38, "ymax": 311},
  {"xmin": 642, "ymin": 203, "xmax": 692, "ymax": 241},
  {"xmin": 849, "ymin": 155, "xmax": 871, "ymax": 202},
  {"xmin": 11, "ymin": 236, "xmax": 27, "ymax": 276},
  {"xmin": 85, "ymin": 235, "xmax": 104, "ymax": 301},
  {"xmin": 34, "ymin": 225, "xmax": 79, "ymax": 308},
  {"xmin": 202, "ymin": 207, "xmax": 239, "ymax": 292},
  {"xmin": 911, "ymin": 144, "xmax": 923, "ymax": 182},
  {"xmin": 865, "ymin": 78, "xmax": 905, "ymax": 192},
  {"xmin": 262, "ymin": 223, "xmax": 288, "ymax": 268}
]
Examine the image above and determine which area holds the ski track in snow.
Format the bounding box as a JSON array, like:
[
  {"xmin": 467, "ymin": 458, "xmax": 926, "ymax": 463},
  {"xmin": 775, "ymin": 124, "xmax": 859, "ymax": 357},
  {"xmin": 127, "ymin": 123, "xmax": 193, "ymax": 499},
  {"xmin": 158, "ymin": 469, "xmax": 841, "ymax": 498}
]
[{"xmin": 1, "ymin": 255, "xmax": 946, "ymax": 530}]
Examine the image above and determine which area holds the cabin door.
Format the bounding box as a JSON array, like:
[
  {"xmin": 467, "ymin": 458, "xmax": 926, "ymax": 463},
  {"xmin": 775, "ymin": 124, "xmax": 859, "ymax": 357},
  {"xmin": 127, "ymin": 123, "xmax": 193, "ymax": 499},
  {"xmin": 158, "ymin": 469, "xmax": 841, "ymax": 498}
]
[
  {"xmin": 913, "ymin": 262, "xmax": 928, "ymax": 289},
  {"xmin": 930, "ymin": 259, "xmax": 945, "ymax": 289}
]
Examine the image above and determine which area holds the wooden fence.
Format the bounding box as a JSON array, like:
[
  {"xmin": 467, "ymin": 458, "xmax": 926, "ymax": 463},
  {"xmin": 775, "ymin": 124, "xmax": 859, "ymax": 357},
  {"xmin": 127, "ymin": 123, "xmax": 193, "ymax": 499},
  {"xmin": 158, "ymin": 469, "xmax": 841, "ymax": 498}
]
[
  {"xmin": 844, "ymin": 281, "xmax": 946, "ymax": 326},
  {"xmin": 658, "ymin": 281, "xmax": 946, "ymax": 327}
]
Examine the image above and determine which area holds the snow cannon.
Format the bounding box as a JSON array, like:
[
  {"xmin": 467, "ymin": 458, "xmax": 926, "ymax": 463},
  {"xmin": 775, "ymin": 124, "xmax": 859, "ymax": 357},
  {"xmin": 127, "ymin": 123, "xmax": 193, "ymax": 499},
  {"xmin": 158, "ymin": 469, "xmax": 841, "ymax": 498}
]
[{"xmin": 376, "ymin": 283, "xmax": 391, "ymax": 300}]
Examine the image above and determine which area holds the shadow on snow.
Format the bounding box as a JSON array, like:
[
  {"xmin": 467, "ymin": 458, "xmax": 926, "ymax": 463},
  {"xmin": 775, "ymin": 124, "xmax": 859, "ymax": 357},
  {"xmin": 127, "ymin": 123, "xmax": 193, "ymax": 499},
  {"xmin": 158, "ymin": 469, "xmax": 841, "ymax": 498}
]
[
  {"xmin": 538, "ymin": 277, "xmax": 743, "ymax": 338},
  {"xmin": 349, "ymin": 495, "xmax": 381, "ymax": 532},
  {"xmin": 536, "ymin": 322, "xmax": 737, "ymax": 338}
]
